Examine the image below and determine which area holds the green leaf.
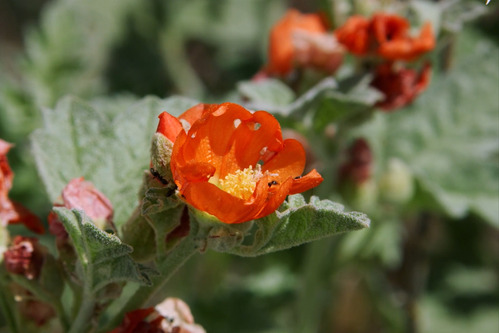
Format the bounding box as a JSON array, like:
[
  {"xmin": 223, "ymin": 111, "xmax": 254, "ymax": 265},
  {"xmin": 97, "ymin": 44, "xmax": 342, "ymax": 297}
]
[
  {"xmin": 31, "ymin": 95, "xmax": 199, "ymax": 228},
  {"xmin": 354, "ymin": 31, "xmax": 499, "ymax": 226},
  {"xmin": 238, "ymin": 79, "xmax": 295, "ymax": 109},
  {"xmin": 227, "ymin": 194, "xmax": 370, "ymax": 257},
  {"xmin": 53, "ymin": 207, "xmax": 152, "ymax": 292},
  {"xmin": 312, "ymin": 75, "xmax": 382, "ymax": 131}
]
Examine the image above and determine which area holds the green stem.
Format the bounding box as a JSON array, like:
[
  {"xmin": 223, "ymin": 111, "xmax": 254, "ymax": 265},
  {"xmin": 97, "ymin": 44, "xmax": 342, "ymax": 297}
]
[
  {"xmin": 69, "ymin": 292, "xmax": 96, "ymax": 333},
  {"xmin": 0, "ymin": 285, "xmax": 19, "ymax": 333},
  {"xmin": 294, "ymin": 238, "xmax": 337, "ymax": 333},
  {"xmin": 99, "ymin": 235, "xmax": 199, "ymax": 332}
]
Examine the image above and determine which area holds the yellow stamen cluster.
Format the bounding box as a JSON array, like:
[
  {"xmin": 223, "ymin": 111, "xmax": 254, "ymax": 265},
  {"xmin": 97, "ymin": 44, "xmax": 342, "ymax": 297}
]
[{"xmin": 218, "ymin": 165, "xmax": 264, "ymax": 200}]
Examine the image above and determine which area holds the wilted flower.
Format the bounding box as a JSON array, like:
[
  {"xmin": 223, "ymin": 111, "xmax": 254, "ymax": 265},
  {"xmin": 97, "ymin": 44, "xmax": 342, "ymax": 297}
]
[
  {"xmin": 371, "ymin": 62, "xmax": 431, "ymax": 111},
  {"xmin": 266, "ymin": 9, "xmax": 342, "ymax": 76},
  {"xmin": 158, "ymin": 102, "xmax": 323, "ymax": 224},
  {"xmin": 3, "ymin": 236, "xmax": 46, "ymax": 280},
  {"xmin": 335, "ymin": 13, "xmax": 435, "ymax": 61},
  {"xmin": 49, "ymin": 177, "xmax": 114, "ymax": 235},
  {"xmin": 111, "ymin": 298, "xmax": 205, "ymax": 333},
  {"xmin": 0, "ymin": 139, "xmax": 44, "ymax": 234}
]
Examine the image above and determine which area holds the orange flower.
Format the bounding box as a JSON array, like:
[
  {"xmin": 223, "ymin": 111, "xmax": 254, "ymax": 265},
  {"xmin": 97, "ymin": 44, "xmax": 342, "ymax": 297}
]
[
  {"xmin": 335, "ymin": 13, "xmax": 435, "ymax": 61},
  {"xmin": 164, "ymin": 103, "xmax": 323, "ymax": 224},
  {"xmin": 333, "ymin": 15, "xmax": 371, "ymax": 56},
  {"xmin": 371, "ymin": 62, "xmax": 431, "ymax": 111},
  {"xmin": 266, "ymin": 9, "xmax": 330, "ymax": 76},
  {"xmin": 0, "ymin": 139, "xmax": 44, "ymax": 234}
]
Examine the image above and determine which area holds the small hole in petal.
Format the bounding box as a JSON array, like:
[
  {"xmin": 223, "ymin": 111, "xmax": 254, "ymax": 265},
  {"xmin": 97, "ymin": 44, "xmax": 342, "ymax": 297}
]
[
  {"xmin": 191, "ymin": 132, "xmax": 196, "ymax": 138},
  {"xmin": 234, "ymin": 119, "xmax": 241, "ymax": 128},
  {"xmin": 254, "ymin": 123, "xmax": 261, "ymax": 130}
]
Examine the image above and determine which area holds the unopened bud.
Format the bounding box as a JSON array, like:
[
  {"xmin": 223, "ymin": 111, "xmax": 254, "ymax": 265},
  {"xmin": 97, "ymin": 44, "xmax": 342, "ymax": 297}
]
[
  {"xmin": 150, "ymin": 132, "xmax": 175, "ymax": 185},
  {"xmin": 379, "ymin": 158, "xmax": 414, "ymax": 204}
]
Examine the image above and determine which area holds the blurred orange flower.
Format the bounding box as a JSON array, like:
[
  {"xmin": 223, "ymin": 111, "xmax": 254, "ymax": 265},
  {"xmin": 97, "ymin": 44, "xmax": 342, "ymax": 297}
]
[
  {"xmin": 0, "ymin": 139, "xmax": 44, "ymax": 234},
  {"xmin": 266, "ymin": 9, "xmax": 342, "ymax": 76},
  {"xmin": 371, "ymin": 62, "xmax": 431, "ymax": 111},
  {"xmin": 165, "ymin": 103, "xmax": 323, "ymax": 224},
  {"xmin": 335, "ymin": 13, "xmax": 435, "ymax": 61}
]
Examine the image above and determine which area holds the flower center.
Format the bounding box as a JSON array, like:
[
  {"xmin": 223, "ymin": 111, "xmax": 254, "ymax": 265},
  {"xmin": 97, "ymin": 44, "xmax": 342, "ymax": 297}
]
[{"xmin": 216, "ymin": 165, "xmax": 264, "ymax": 200}]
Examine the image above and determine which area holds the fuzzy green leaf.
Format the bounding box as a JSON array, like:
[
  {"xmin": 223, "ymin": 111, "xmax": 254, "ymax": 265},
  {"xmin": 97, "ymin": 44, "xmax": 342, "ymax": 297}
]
[
  {"xmin": 238, "ymin": 79, "xmax": 295, "ymax": 109},
  {"xmin": 227, "ymin": 194, "xmax": 370, "ymax": 256},
  {"xmin": 53, "ymin": 207, "xmax": 152, "ymax": 292},
  {"xmin": 31, "ymin": 95, "xmax": 198, "ymax": 228}
]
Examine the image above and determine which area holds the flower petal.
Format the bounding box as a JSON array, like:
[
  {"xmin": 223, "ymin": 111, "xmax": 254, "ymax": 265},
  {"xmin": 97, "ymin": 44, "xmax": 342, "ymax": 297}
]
[
  {"xmin": 289, "ymin": 169, "xmax": 324, "ymax": 194},
  {"xmin": 262, "ymin": 139, "xmax": 306, "ymax": 183},
  {"xmin": 156, "ymin": 112, "xmax": 183, "ymax": 143}
]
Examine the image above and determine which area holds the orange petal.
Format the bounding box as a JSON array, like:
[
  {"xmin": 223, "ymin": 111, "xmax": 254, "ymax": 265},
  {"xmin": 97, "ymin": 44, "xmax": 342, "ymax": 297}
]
[
  {"xmin": 289, "ymin": 169, "xmax": 324, "ymax": 194},
  {"xmin": 156, "ymin": 112, "xmax": 183, "ymax": 143},
  {"xmin": 177, "ymin": 162, "xmax": 216, "ymax": 184},
  {"xmin": 234, "ymin": 111, "xmax": 283, "ymax": 168},
  {"xmin": 254, "ymin": 177, "xmax": 294, "ymax": 219},
  {"xmin": 181, "ymin": 181, "xmax": 265, "ymax": 224},
  {"xmin": 207, "ymin": 103, "xmax": 253, "ymax": 156},
  {"xmin": 262, "ymin": 139, "xmax": 306, "ymax": 184},
  {"xmin": 178, "ymin": 103, "xmax": 209, "ymax": 127}
]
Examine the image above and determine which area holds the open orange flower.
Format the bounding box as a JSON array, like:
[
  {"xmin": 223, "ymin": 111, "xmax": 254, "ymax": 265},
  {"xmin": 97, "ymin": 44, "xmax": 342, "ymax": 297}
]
[
  {"xmin": 335, "ymin": 13, "xmax": 435, "ymax": 61},
  {"xmin": 0, "ymin": 139, "xmax": 44, "ymax": 234},
  {"xmin": 266, "ymin": 9, "xmax": 337, "ymax": 76},
  {"xmin": 160, "ymin": 103, "xmax": 323, "ymax": 224}
]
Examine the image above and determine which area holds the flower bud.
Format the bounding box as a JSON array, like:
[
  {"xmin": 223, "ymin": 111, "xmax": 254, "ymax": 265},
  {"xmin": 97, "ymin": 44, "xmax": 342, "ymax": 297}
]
[
  {"xmin": 151, "ymin": 131, "xmax": 175, "ymax": 185},
  {"xmin": 378, "ymin": 158, "xmax": 414, "ymax": 204}
]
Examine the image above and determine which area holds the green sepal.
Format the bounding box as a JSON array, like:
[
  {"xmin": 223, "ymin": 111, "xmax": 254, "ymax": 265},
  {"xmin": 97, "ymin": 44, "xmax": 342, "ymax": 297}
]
[
  {"xmin": 188, "ymin": 208, "xmax": 253, "ymax": 253},
  {"xmin": 53, "ymin": 207, "xmax": 153, "ymax": 293},
  {"xmin": 222, "ymin": 194, "xmax": 370, "ymax": 257}
]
